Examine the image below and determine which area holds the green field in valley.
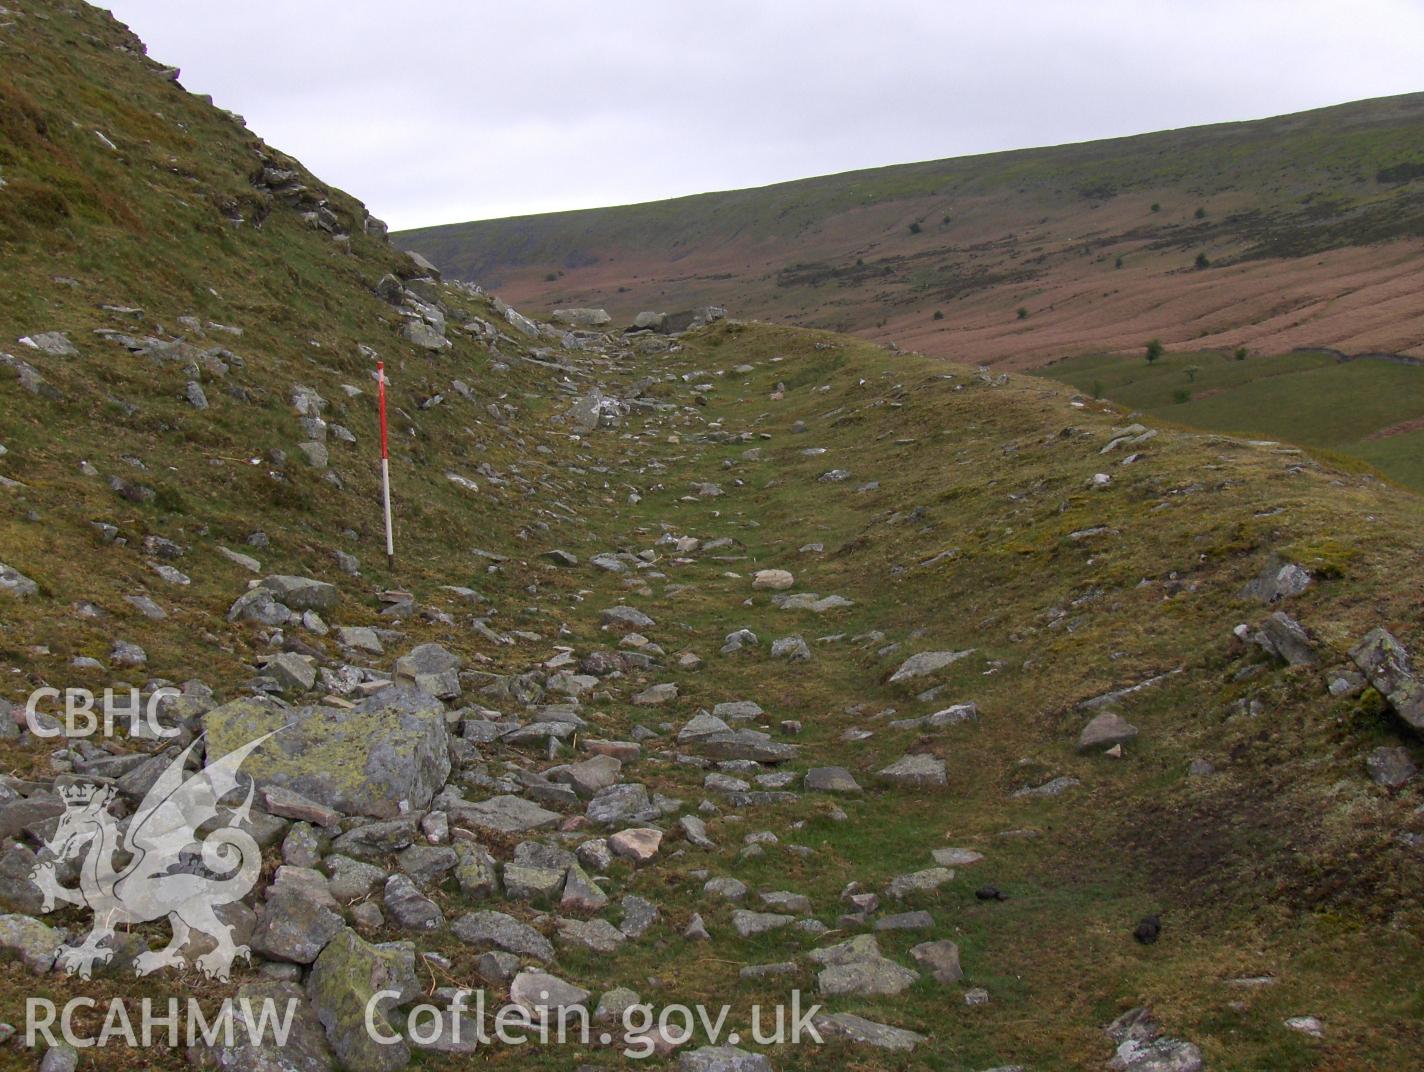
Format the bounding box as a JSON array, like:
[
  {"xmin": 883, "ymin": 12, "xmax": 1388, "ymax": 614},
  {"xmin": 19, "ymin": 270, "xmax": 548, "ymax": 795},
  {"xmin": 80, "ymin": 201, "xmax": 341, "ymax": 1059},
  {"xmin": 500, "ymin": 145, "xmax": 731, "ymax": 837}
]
[{"xmin": 1035, "ymin": 349, "xmax": 1424, "ymax": 492}]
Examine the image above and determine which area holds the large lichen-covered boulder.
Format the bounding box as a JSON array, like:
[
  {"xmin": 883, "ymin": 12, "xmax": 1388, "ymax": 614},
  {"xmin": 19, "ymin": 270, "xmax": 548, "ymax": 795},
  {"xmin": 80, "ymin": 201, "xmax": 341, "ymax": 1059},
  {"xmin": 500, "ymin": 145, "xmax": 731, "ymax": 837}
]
[
  {"xmin": 306, "ymin": 929, "xmax": 417, "ymax": 1072},
  {"xmin": 259, "ymin": 575, "xmax": 339, "ymax": 612},
  {"xmin": 204, "ymin": 685, "xmax": 450, "ymax": 818},
  {"xmin": 1352, "ymin": 627, "xmax": 1424, "ymax": 731},
  {"xmin": 192, "ymin": 979, "xmax": 335, "ymax": 1072}
]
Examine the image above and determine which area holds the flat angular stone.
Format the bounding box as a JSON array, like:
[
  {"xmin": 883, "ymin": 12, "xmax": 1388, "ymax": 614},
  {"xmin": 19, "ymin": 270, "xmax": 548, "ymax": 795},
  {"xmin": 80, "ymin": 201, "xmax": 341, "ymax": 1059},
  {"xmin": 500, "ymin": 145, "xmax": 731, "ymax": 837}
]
[
  {"xmin": 609, "ymin": 827, "xmax": 663, "ymax": 863},
  {"xmin": 383, "ymin": 874, "xmax": 444, "ymax": 931},
  {"xmin": 1079, "ymin": 710, "xmax": 1139, "ymax": 752},
  {"xmin": 502, "ymin": 864, "xmax": 565, "ymax": 902},
  {"xmin": 547, "ymin": 754, "xmax": 622, "ymax": 798},
  {"xmin": 262, "ymin": 786, "xmax": 341, "ymax": 828},
  {"xmin": 813, "ymin": 1012, "xmax": 927, "ymax": 1052},
  {"xmin": 888, "ymin": 650, "xmax": 973, "ymax": 684},
  {"xmin": 712, "ymin": 700, "xmax": 764, "ymax": 721},
  {"xmin": 760, "ymin": 890, "xmax": 811, "ymax": 913},
  {"xmin": 932, "ymin": 847, "xmax": 984, "ymax": 867},
  {"xmin": 807, "ymin": 934, "xmax": 882, "ymax": 965},
  {"xmin": 324, "ymin": 855, "xmax": 388, "ymax": 902},
  {"xmin": 887, "ymin": 867, "xmax": 954, "ymax": 899},
  {"xmin": 454, "ymin": 795, "xmax": 562, "ymax": 835},
  {"xmin": 0, "ymin": 563, "xmax": 38, "ymax": 599},
  {"xmin": 805, "ymin": 766, "xmax": 861, "ymax": 793},
  {"xmin": 875, "ymin": 910, "xmax": 934, "ymax": 931},
  {"xmin": 260, "ymin": 575, "xmax": 339, "ymax": 612},
  {"xmin": 451, "ymin": 911, "xmax": 553, "ymax": 962},
  {"xmin": 688, "ymin": 729, "xmax": 797, "ymax": 763},
  {"xmin": 601, "ymin": 606, "xmax": 655, "ymax": 632},
  {"xmin": 704, "ymin": 877, "xmax": 748, "ymax": 901},
  {"xmin": 587, "ymin": 783, "xmax": 653, "ymax": 825},
  {"xmin": 818, "ymin": 956, "xmax": 919, "ymax": 996},
  {"xmin": 731, "ymin": 910, "xmax": 794, "ymax": 938},
  {"xmin": 556, "ymin": 917, "xmax": 625, "ymax": 954},
  {"xmin": 1011, "ymin": 776, "xmax": 1080, "ymax": 799},
  {"xmin": 1252, "ymin": 612, "xmax": 1317, "ymax": 667},
  {"xmin": 633, "ymin": 683, "xmax": 679, "ymax": 706},
  {"xmin": 878, "ymin": 754, "xmax": 947, "ymax": 788},
  {"xmin": 250, "ymin": 891, "xmax": 343, "ymax": 965},
  {"xmin": 678, "ymin": 1046, "xmax": 773, "ymax": 1072},
  {"xmin": 393, "ymin": 642, "xmax": 461, "ymax": 700},
  {"xmin": 678, "ymin": 814, "xmax": 715, "ymax": 848},
  {"xmin": 396, "ymin": 845, "xmax": 457, "ymax": 887},
  {"xmin": 510, "ymin": 969, "xmax": 589, "ymax": 1020}
]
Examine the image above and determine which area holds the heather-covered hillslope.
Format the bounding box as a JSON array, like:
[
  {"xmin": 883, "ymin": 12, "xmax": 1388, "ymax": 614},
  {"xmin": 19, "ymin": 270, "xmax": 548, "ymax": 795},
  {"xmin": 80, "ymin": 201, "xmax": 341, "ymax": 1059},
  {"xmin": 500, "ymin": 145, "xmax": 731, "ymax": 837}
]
[{"xmin": 400, "ymin": 94, "xmax": 1424, "ymax": 368}]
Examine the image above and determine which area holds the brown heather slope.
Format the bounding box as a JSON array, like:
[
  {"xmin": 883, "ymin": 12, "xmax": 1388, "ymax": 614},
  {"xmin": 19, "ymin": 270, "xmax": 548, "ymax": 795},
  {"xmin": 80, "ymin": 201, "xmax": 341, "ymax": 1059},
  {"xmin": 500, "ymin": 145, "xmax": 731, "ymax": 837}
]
[{"xmin": 399, "ymin": 95, "xmax": 1424, "ymax": 368}]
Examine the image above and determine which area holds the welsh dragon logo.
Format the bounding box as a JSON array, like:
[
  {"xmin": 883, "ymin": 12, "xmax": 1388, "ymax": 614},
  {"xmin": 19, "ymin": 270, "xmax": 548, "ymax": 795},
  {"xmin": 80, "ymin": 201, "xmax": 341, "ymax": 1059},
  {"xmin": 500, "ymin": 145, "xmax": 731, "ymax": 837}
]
[{"xmin": 29, "ymin": 734, "xmax": 273, "ymax": 980}]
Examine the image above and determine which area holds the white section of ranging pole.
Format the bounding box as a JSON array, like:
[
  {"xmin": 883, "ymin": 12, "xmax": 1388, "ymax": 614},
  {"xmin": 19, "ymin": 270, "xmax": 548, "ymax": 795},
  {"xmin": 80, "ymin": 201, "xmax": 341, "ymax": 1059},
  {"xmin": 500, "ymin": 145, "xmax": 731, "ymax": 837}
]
[
  {"xmin": 381, "ymin": 456, "xmax": 394, "ymax": 569},
  {"xmin": 378, "ymin": 360, "xmax": 394, "ymax": 570}
]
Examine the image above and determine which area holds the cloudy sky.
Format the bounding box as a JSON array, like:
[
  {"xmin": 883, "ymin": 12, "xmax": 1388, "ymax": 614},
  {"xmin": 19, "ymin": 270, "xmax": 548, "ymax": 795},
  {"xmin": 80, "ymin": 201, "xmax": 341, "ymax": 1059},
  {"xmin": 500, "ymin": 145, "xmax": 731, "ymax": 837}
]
[{"xmin": 105, "ymin": 0, "xmax": 1424, "ymax": 232}]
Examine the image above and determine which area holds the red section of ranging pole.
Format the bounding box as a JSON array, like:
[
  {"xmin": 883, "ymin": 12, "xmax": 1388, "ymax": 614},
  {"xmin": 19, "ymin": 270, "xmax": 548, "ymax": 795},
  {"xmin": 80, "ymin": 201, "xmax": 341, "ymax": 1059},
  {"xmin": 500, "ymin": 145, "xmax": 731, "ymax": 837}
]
[{"xmin": 377, "ymin": 362, "xmax": 394, "ymax": 569}]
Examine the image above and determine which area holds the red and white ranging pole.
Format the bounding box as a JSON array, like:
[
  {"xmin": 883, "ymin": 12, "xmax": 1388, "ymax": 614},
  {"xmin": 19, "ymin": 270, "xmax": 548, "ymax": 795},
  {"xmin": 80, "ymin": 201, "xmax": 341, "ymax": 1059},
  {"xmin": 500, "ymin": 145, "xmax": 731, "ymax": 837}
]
[{"xmin": 377, "ymin": 360, "xmax": 395, "ymax": 569}]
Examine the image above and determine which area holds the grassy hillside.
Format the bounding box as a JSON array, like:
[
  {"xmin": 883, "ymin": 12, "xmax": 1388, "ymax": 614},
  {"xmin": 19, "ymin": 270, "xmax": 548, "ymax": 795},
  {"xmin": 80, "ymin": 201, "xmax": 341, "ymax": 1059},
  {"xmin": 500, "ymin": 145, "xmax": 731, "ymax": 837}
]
[
  {"xmin": 0, "ymin": 4, "xmax": 1422, "ymax": 1071},
  {"xmin": 399, "ymin": 94, "xmax": 1424, "ymax": 367},
  {"xmin": 1036, "ymin": 349, "xmax": 1424, "ymax": 491}
]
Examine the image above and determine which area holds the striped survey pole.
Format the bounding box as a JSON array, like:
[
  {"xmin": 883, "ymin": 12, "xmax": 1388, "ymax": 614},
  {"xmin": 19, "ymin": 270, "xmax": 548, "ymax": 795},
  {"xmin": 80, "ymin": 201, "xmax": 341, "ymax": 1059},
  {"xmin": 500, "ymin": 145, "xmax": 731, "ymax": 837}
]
[{"xmin": 377, "ymin": 361, "xmax": 395, "ymax": 570}]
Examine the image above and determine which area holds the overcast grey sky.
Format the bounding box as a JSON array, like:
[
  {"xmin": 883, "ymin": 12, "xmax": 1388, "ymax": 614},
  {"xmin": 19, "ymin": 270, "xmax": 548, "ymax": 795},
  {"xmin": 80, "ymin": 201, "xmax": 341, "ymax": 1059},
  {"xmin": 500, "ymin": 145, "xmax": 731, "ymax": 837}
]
[{"xmin": 104, "ymin": 0, "xmax": 1424, "ymax": 232}]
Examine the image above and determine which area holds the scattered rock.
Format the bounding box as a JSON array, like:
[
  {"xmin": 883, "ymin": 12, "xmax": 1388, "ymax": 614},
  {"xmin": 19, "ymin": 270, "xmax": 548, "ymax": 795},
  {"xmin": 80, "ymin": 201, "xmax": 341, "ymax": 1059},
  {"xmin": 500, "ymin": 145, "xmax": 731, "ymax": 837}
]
[
  {"xmin": 1252, "ymin": 612, "xmax": 1318, "ymax": 667},
  {"xmin": 813, "ymin": 1012, "xmax": 927, "ymax": 1052},
  {"xmin": 878, "ymin": 754, "xmax": 947, "ymax": 789},
  {"xmin": 805, "ymin": 766, "xmax": 861, "ymax": 793},
  {"xmin": 1078, "ymin": 710, "xmax": 1139, "ymax": 752},
  {"xmin": 1365, "ymin": 746, "xmax": 1416, "ymax": 787},
  {"xmin": 451, "ymin": 911, "xmax": 554, "ymax": 962},
  {"xmin": 752, "ymin": 569, "xmax": 795, "ymax": 591},
  {"xmin": 306, "ymin": 929, "xmax": 417, "ymax": 1072},
  {"xmin": 0, "ymin": 563, "xmax": 38, "ymax": 598},
  {"xmin": 678, "ymin": 1046, "xmax": 773, "ymax": 1072},
  {"xmin": 609, "ymin": 827, "xmax": 663, "ymax": 863},
  {"xmin": 1351, "ymin": 627, "xmax": 1424, "ymax": 731},
  {"xmin": 888, "ymin": 650, "xmax": 974, "ymax": 684}
]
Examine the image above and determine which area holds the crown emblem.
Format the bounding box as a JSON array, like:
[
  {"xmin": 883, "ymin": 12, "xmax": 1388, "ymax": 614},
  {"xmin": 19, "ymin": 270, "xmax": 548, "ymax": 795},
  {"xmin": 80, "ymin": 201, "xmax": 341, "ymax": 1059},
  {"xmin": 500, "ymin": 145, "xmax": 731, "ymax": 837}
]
[{"xmin": 58, "ymin": 783, "xmax": 109, "ymax": 808}]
